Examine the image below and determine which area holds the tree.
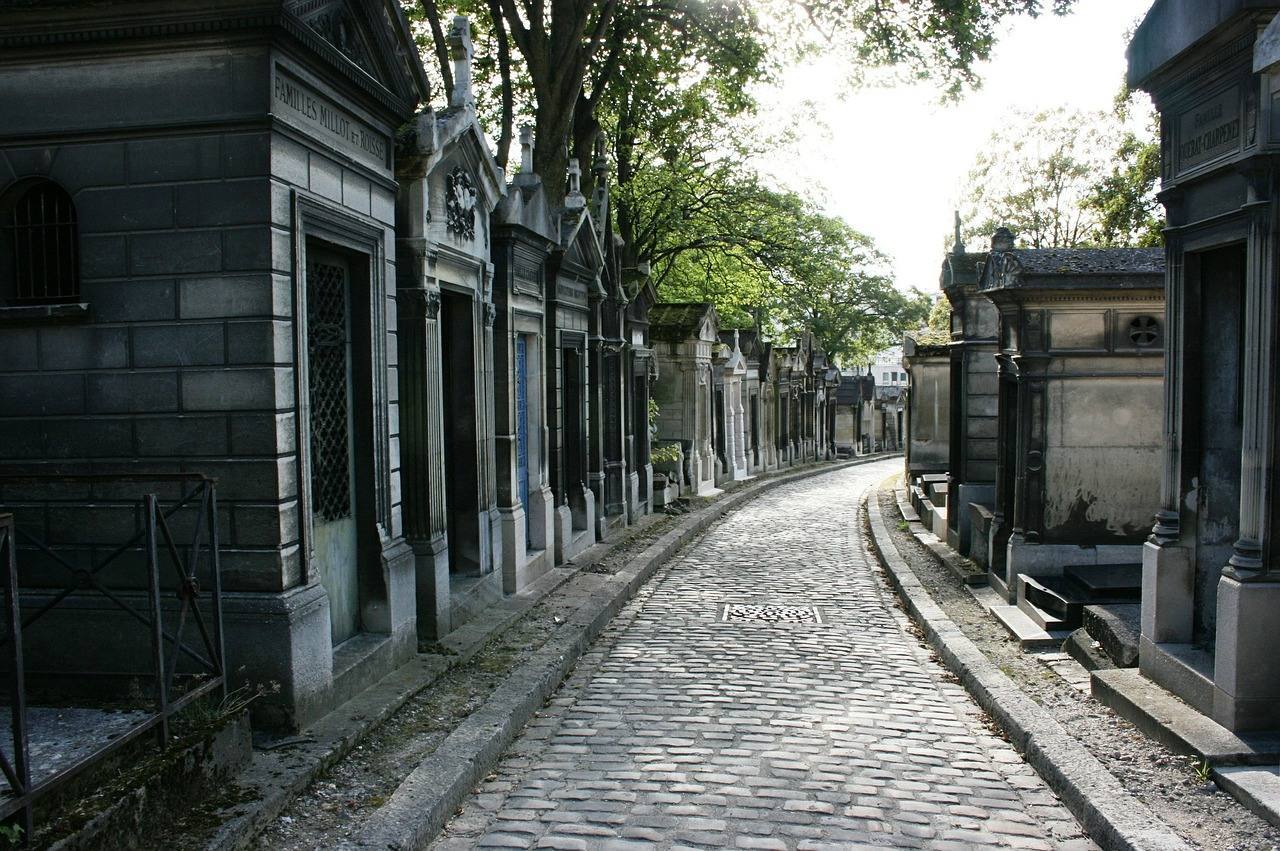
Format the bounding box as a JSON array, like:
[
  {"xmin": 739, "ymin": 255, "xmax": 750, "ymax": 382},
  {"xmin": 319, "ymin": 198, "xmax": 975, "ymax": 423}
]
[
  {"xmin": 959, "ymin": 102, "xmax": 1164, "ymax": 250},
  {"xmin": 1085, "ymin": 92, "xmax": 1163, "ymax": 248},
  {"xmin": 960, "ymin": 108, "xmax": 1112, "ymax": 249},
  {"xmin": 411, "ymin": 0, "xmax": 1078, "ymax": 194}
]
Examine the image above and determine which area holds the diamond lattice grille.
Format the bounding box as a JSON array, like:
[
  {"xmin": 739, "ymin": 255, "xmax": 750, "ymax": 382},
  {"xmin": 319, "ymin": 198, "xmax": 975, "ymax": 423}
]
[
  {"xmin": 307, "ymin": 261, "xmax": 353, "ymax": 522},
  {"xmin": 720, "ymin": 604, "xmax": 823, "ymax": 624}
]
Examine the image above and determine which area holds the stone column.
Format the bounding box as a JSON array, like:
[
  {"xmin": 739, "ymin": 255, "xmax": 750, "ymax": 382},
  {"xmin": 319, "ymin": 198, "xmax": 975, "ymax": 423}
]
[
  {"xmin": 1141, "ymin": 227, "xmax": 1195, "ymax": 651},
  {"xmin": 1214, "ymin": 181, "xmax": 1280, "ymax": 731},
  {"xmin": 396, "ymin": 285, "xmax": 450, "ymax": 638},
  {"xmin": 481, "ymin": 296, "xmax": 501, "ymax": 575}
]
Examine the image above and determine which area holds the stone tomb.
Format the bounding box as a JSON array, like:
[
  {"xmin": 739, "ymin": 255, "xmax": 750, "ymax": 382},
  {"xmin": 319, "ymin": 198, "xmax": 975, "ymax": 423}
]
[
  {"xmin": 546, "ymin": 162, "xmax": 607, "ymax": 561},
  {"xmin": 622, "ymin": 267, "xmax": 657, "ymax": 522},
  {"xmin": 1128, "ymin": 1, "xmax": 1280, "ymax": 730},
  {"xmin": 650, "ymin": 303, "xmax": 721, "ymax": 496},
  {"xmin": 902, "ymin": 332, "xmax": 951, "ymax": 478},
  {"xmin": 940, "ymin": 228, "xmax": 998, "ymax": 554},
  {"xmin": 715, "ymin": 331, "xmax": 751, "ymax": 483},
  {"xmin": 977, "ymin": 231, "xmax": 1165, "ymax": 609},
  {"xmin": 491, "ymin": 129, "xmax": 558, "ymax": 595},
  {"xmin": 395, "ymin": 18, "xmax": 506, "ymax": 638},
  {"xmin": 0, "ymin": 0, "xmax": 430, "ymax": 729}
]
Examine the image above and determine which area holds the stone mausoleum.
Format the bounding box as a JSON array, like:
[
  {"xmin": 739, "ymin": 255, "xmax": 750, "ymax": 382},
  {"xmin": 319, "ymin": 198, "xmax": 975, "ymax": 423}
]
[
  {"xmin": 979, "ymin": 233, "xmax": 1165, "ymax": 609},
  {"xmin": 0, "ymin": 0, "xmax": 431, "ymax": 729},
  {"xmin": 1126, "ymin": 0, "xmax": 1280, "ymax": 731}
]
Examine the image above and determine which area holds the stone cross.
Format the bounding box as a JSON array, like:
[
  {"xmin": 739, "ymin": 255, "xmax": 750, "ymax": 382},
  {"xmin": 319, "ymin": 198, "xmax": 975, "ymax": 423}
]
[
  {"xmin": 447, "ymin": 16, "xmax": 474, "ymax": 110},
  {"xmin": 565, "ymin": 158, "xmax": 586, "ymax": 209},
  {"xmin": 519, "ymin": 125, "xmax": 534, "ymax": 174}
]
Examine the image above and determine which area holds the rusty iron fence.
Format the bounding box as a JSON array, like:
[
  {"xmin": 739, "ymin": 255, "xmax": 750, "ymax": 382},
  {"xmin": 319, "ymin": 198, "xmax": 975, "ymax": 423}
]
[{"xmin": 0, "ymin": 474, "xmax": 226, "ymax": 838}]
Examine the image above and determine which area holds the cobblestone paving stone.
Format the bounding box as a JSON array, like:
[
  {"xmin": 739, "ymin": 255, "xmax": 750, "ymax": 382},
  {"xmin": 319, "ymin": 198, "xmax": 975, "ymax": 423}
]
[{"xmin": 432, "ymin": 461, "xmax": 1094, "ymax": 850}]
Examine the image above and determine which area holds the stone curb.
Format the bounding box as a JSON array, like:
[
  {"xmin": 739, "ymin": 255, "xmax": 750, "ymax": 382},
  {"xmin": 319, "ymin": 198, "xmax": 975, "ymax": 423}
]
[
  {"xmin": 350, "ymin": 454, "xmax": 900, "ymax": 850},
  {"xmin": 865, "ymin": 483, "xmax": 1191, "ymax": 851}
]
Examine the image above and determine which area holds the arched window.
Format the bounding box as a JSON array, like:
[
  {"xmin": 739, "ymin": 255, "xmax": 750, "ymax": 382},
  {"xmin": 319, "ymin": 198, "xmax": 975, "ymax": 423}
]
[{"xmin": 1, "ymin": 179, "xmax": 80, "ymax": 305}]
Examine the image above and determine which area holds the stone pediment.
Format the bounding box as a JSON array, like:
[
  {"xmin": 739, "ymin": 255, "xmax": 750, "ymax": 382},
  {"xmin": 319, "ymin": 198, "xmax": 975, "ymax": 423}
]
[
  {"xmin": 285, "ymin": 0, "xmax": 430, "ymax": 109},
  {"xmin": 560, "ymin": 208, "xmax": 607, "ymax": 292}
]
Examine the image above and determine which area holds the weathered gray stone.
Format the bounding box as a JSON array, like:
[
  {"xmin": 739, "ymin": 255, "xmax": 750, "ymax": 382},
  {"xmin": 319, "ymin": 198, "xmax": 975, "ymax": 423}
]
[
  {"xmin": 85, "ymin": 371, "xmax": 178, "ymax": 413},
  {"xmin": 130, "ymin": 230, "xmax": 222, "ymax": 275},
  {"xmin": 180, "ymin": 367, "xmax": 288, "ymax": 411},
  {"xmin": 132, "ymin": 322, "xmax": 226, "ymax": 367}
]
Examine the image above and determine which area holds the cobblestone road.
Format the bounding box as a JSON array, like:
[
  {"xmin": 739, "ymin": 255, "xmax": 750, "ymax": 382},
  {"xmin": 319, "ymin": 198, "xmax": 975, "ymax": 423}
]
[{"xmin": 433, "ymin": 461, "xmax": 1092, "ymax": 850}]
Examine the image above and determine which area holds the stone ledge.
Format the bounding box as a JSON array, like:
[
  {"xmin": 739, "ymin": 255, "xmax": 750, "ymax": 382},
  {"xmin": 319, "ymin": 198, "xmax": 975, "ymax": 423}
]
[
  {"xmin": 1215, "ymin": 767, "xmax": 1280, "ymax": 829},
  {"xmin": 866, "ymin": 481, "xmax": 1191, "ymax": 851},
  {"xmin": 1091, "ymin": 668, "xmax": 1280, "ymax": 766},
  {"xmin": 895, "ymin": 486, "xmax": 985, "ymax": 586},
  {"xmin": 206, "ymin": 453, "xmax": 899, "ymax": 851}
]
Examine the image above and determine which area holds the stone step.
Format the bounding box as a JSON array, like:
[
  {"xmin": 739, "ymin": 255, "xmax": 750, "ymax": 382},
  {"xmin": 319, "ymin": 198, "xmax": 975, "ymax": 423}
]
[
  {"xmin": 972, "ymin": 584, "xmax": 1071, "ymax": 649},
  {"xmin": 1016, "ymin": 574, "xmax": 1079, "ymax": 628},
  {"xmin": 1082, "ymin": 603, "xmax": 1140, "ymax": 668}
]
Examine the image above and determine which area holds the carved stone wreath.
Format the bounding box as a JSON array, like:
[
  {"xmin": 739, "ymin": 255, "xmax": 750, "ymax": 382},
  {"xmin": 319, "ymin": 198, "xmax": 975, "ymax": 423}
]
[
  {"xmin": 446, "ymin": 167, "xmax": 477, "ymax": 240},
  {"xmin": 1129, "ymin": 315, "xmax": 1160, "ymax": 347}
]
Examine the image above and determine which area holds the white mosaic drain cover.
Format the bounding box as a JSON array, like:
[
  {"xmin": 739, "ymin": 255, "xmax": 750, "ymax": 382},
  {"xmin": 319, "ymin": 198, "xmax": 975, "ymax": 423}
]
[{"xmin": 720, "ymin": 604, "xmax": 823, "ymax": 624}]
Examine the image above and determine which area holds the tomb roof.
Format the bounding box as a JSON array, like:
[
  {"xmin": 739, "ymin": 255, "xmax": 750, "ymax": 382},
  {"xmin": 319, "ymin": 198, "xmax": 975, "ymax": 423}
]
[
  {"xmin": 650, "ymin": 302, "xmax": 718, "ymax": 341},
  {"xmin": 1129, "ymin": 0, "xmax": 1278, "ymax": 89},
  {"xmin": 980, "ymin": 247, "xmax": 1165, "ymax": 294}
]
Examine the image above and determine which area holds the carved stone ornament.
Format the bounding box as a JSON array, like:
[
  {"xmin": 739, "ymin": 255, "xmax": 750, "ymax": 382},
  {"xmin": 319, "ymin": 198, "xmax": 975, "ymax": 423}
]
[
  {"xmin": 287, "ymin": 0, "xmax": 377, "ymax": 77},
  {"xmin": 446, "ymin": 167, "xmax": 477, "ymax": 240},
  {"xmin": 484, "ymin": 302, "xmax": 497, "ymax": 326},
  {"xmin": 425, "ymin": 289, "xmax": 441, "ymax": 318},
  {"xmin": 1129, "ymin": 315, "xmax": 1160, "ymax": 346}
]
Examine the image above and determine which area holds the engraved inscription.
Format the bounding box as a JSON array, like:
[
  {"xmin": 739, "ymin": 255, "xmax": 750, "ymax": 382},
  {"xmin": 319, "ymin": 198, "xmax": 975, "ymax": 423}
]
[
  {"xmin": 273, "ymin": 68, "xmax": 389, "ymax": 168},
  {"xmin": 1178, "ymin": 87, "xmax": 1241, "ymax": 173}
]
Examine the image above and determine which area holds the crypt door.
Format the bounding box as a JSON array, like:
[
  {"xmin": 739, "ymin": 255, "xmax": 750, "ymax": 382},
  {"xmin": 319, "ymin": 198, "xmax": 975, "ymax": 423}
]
[
  {"xmin": 306, "ymin": 248, "xmax": 360, "ymax": 645},
  {"xmin": 515, "ymin": 335, "xmax": 531, "ymax": 545}
]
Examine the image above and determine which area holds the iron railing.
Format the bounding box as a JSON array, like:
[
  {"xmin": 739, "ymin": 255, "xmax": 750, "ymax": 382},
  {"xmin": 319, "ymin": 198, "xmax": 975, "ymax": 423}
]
[{"xmin": 0, "ymin": 474, "xmax": 226, "ymax": 837}]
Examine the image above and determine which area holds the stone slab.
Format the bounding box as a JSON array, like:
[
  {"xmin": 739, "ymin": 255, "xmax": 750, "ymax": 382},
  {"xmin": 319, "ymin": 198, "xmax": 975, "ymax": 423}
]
[
  {"xmin": 866, "ymin": 485, "xmax": 1190, "ymax": 851},
  {"xmin": 1065, "ymin": 563, "xmax": 1142, "ymax": 595},
  {"xmin": 1083, "ymin": 603, "xmax": 1140, "ymax": 668},
  {"xmin": 1214, "ymin": 767, "xmax": 1280, "ymax": 829},
  {"xmin": 1091, "ymin": 668, "xmax": 1280, "ymax": 765},
  {"xmin": 1064, "ymin": 627, "xmax": 1115, "ymax": 673},
  {"xmin": 989, "ymin": 602, "xmax": 1071, "ymax": 649}
]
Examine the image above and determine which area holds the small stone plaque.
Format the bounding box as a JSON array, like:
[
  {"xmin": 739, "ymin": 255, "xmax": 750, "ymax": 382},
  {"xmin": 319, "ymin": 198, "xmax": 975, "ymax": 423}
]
[{"xmin": 720, "ymin": 604, "xmax": 822, "ymax": 624}]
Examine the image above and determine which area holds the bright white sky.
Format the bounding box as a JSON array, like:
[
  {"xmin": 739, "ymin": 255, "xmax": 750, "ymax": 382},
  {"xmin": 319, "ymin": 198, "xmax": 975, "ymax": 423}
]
[{"xmin": 754, "ymin": 0, "xmax": 1156, "ymax": 295}]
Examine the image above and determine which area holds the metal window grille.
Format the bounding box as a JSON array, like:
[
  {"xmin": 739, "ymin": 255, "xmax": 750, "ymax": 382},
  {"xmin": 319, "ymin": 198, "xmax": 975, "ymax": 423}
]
[
  {"xmin": 3, "ymin": 181, "xmax": 79, "ymax": 304},
  {"xmin": 307, "ymin": 261, "xmax": 354, "ymax": 522}
]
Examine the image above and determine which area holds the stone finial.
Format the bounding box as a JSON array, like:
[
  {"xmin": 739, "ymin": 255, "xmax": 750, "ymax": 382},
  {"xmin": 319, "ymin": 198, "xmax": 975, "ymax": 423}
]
[
  {"xmin": 565, "ymin": 158, "xmax": 586, "ymax": 210},
  {"xmin": 447, "ymin": 16, "xmax": 474, "ymax": 110},
  {"xmin": 991, "ymin": 226, "xmax": 1015, "ymax": 252},
  {"xmin": 519, "ymin": 125, "xmax": 534, "ymax": 174},
  {"xmin": 593, "ymin": 136, "xmax": 609, "ymax": 181},
  {"xmin": 952, "ymin": 211, "xmax": 966, "ymax": 255}
]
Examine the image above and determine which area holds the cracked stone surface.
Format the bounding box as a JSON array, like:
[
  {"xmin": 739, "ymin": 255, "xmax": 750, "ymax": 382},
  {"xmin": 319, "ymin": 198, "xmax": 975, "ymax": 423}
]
[{"xmin": 432, "ymin": 460, "xmax": 1093, "ymax": 850}]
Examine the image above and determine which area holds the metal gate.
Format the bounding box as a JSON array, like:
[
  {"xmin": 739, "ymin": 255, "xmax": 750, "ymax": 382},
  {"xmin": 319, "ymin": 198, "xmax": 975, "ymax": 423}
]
[{"xmin": 306, "ymin": 250, "xmax": 359, "ymax": 645}]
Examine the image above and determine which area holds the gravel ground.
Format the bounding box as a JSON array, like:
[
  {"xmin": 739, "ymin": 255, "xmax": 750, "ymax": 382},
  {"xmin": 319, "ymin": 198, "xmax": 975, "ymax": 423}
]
[
  {"xmin": 251, "ymin": 512, "xmax": 685, "ymax": 851},
  {"xmin": 876, "ymin": 483, "xmax": 1280, "ymax": 851},
  {"xmin": 142, "ymin": 510, "xmax": 682, "ymax": 851}
]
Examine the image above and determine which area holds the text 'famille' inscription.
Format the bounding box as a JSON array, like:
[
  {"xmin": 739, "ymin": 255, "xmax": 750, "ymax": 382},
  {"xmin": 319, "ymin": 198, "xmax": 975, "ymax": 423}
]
[
  {"xmin": 1178, "ymin": 87, "xmax": 1242, "ymax": 174},
  {"xmin": 273, "ymin": 69, "xmax": 389, "ymax": 169}
]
